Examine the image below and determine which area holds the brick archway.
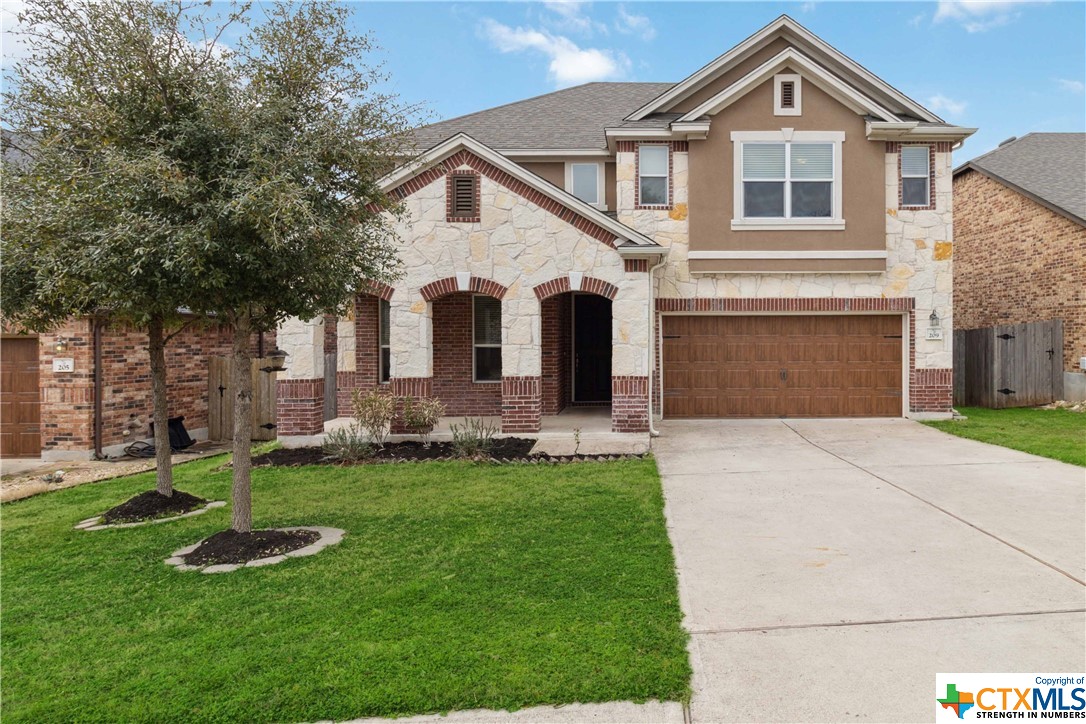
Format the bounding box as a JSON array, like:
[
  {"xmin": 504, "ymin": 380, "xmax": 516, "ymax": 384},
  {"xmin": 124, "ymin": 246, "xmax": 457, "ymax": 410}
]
[
  {"xmin": 358, "ymin": 279, "xmax": 394, "ymax": 301},
  {"xmin": 532, "ymin": 275, "xmax": 618, "ymax": 301},
  {"xmin": 419, "ymin": 275, "xmax": 509, "ymax": 301}
]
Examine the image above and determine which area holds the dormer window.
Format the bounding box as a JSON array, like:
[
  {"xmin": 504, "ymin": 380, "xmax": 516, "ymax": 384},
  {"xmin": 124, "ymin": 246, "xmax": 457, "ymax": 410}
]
[{"xmin": 774, "ymin": 74, "xmax": 802, "ymax": 116}]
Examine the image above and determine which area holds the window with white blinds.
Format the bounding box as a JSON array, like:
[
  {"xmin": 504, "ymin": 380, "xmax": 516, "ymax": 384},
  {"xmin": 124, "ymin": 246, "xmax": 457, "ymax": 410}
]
[
  {"xmin": 741, "ymin": 141, "xmax": 834, "ymax": 218},
  {"xmin": 901, "ymin": 146, "xmax": 931, "ymax": 207},
  {"xmin": 638, "ymin": 145, "xmax": 669, "ymax": 206},
  {"xmin": 473, "ymin": 295, "xmax": 501, "ymax": 383}
]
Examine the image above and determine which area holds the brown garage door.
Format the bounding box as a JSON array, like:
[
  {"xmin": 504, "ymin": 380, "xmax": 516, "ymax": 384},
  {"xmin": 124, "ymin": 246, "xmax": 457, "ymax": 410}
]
[
  {"xmin": 663, "ymin": 315, "xmax": 903, "ymax": 418},
  {"xmin": 1, "ymin": 338, "xmax": 41, "ymax": 457}
]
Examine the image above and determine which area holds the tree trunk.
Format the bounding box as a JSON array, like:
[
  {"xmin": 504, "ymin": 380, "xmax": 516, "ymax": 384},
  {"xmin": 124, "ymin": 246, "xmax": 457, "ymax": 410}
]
[
  {"xmin": 231, "ymin": 310, "xmax": 254, "ymax": 533},
  {"xmin": 148, "ymin": 316, "xmax": 174, "ymax": 497}
]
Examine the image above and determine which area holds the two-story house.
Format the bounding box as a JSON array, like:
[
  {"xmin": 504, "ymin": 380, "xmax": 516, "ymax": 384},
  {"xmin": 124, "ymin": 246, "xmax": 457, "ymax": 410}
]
[{"xmin": 273, "ymin": 15, "xmax": 976, "ymax": 439}]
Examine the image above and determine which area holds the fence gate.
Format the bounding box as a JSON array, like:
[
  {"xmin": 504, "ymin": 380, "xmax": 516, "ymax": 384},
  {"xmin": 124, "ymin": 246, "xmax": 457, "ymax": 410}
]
[
  {"xmin": 954, "ymin": 319, "xmax": 1064, "ymax": 408},
  {"xmin": 208, "ymin": 356, "xmax": 278, "ymax": 441}
]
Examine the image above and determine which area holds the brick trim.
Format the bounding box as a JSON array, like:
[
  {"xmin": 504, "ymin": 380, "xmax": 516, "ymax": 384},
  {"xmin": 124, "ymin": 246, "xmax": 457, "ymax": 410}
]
[
  {"xmin": 446, "ymin": 169, "xmax": 481, "ymax": 223},
  {"xmin": 419, "ymin": 275, "xmax": 509, "ymax": 301},
  {"xmin": 277, "ymin": 378, "xmax": 325, "ymax": 436},
  {"xmin": 631, "ymin": 141, "xmax": 674, "ymax": 210},
  {"xmin": 388, "ymin": 149, "xmax": 620, "ymax": 249},
  {"xmin": 532, "ymin": 275, "xmax": 619, "ymax": 301},
  {"xmin": 389, "ymin": 376, "xmax": 433, "ymax": 434},
  {"xmin": 655, "ymin": 297, "xmax": 916, "ymax": 312},
  {"xmin": 910, "ymin": 367, "xmax": 952, "ymax": 412},
  {"xmin": 624, "ymin": 259, "xmax": 649, "ymax": 273},
  {"xmin": 888, "ymin": 141, "xmax": 951, "ymax": 211},
  {"xmin": 501, "ymin": 375, "xmax": 542, "ymax": 433},
  {"xmin": 612, "ymin": 375, "xmax": 649, "ymax": 432},
  {"xmin": 358, "ymin": 279, "xmax": 394, "ymax": 301}
]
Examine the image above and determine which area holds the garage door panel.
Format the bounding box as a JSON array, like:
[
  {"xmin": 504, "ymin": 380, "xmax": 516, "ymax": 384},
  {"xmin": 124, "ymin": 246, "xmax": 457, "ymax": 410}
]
[
  {"xmin": 1, "ymin": 338, "xmax": 41, "ymax": 457},
  {"xmin": 662, "ymin": 315, "xmax": 903, "ymax": 418}
]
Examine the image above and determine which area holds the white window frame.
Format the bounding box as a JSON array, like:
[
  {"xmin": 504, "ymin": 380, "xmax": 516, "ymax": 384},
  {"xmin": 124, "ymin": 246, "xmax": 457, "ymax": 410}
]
[
  {"xmin": 565, "ymin": 161, "xmax": 605, "ymax": 209},
  {"xmin": 900, "ymin": 145, "xmax": 931, "ymax": 208},
  {"xmin": 378, "ymin": 299, "xmax": 390, "ymax": 384},
  {"xmin": 774, "ymin": 74, "xmax": 802, "ymax": 116},
  {"xmin": 471, "ymin": 294, "xmax": 501, "ymax": 384},
  {"xmin": 637, "ymin": 144, "xmax": 670, "ymax": 207},
  {"xmin": 731, "ymin": 130, "xmax": 845, "ymax": 231}
]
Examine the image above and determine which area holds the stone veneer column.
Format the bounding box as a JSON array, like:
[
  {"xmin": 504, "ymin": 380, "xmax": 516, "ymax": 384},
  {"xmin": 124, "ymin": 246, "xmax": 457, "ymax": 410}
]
[
  {"xmin": 388, "ymin": 296, "xmax": 434, "ymax": 434},
  {"xmin": 610, "ymin": 275, "xmax": 650, "ymax": 433},
  {"xmin": 500, "ymin": 295, "xmax": 542, "ymax": 433},
  {"xmin": 275, "ymin": 316, "xmax": 325, "ymax": 436}
]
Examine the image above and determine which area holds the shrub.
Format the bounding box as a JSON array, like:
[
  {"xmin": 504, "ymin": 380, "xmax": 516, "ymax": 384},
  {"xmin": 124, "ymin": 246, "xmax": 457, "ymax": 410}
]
[
  {"xmin": 449, "ymin": 417, "xmax": 498, "ymax": 459},
  {"xmin": 352, "ymin": 388, "xmax": 395, "ymax": 448},
  {"xmin": 321, "ymin": 424, "xmax": 374, "ymax": 462},
  {"xmin": 402, "ymin": 396, "xmax": 446, "ymax": 447}
]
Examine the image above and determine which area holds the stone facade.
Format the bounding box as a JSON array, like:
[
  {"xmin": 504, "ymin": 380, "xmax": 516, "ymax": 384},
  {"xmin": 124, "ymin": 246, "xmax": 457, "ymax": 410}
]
[{"xmin": 953, "ymin": 169, "xmax": 1086, "ymax": 373}]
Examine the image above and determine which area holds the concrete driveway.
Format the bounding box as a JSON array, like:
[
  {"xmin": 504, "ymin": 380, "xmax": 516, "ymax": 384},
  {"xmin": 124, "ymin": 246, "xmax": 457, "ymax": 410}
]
[{"xmin": 654, "ymin": 418, "xmax": 1086, "ymax": 722}]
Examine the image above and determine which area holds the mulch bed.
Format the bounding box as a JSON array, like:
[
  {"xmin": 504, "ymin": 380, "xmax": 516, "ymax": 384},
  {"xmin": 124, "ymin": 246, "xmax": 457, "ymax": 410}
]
[
  {"xmin": 253, "ymin": 437, "xmax": 538, "ymax": 466},
  {"xmin": 182, "ymin": 529, "xmax": 321, "ymax": 566},
  {"xmin": 101, "ymin": 490, "xmax": 208, "ymax": 524}
]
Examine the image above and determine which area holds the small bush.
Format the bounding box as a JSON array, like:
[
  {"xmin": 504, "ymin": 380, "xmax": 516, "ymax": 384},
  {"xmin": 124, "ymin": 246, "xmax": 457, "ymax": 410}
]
[
  {"xmin": 402, "ymin": 396, "xmax": 446, "ymax": 447},
  {"xmin": 352, "ymin": 388, "xmax": 395, "ymax": 448},
  {"xmin": 321, "ymin": 424, "xmax": 374, "ymax": 462},
  {"xmin": 450, "ymin": 417, "xmax": 498, "ymax": 459}
]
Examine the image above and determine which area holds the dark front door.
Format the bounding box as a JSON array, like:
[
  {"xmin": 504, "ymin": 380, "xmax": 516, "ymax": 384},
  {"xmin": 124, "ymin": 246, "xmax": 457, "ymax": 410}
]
[{"xmin": 573, "ymin": 294, "xmax": 612, "ymax": 403}]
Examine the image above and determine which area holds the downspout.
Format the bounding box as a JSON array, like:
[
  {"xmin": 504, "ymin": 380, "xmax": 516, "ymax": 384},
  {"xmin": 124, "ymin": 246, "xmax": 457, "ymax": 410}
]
[
  {"xmin": 646, "ymin": 256, "xmax": 667, "ymax": 438},
  {"xmin": 93, "ymin": 317, "xmax": 104, "ymax": 459}
]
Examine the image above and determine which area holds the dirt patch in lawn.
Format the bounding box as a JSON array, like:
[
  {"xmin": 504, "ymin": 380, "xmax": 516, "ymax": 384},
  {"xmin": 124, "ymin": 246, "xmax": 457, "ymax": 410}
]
[
  {"xmin": 182, "ymin": 529, "xmax": 321, "ymax": 566},
  {"xmin": 253, "ymin": 437, "xmax": 538, "ymax": 466},
  {"xmin": 101, "ymin": 490, "xmax": 208, "ymax": 524}
]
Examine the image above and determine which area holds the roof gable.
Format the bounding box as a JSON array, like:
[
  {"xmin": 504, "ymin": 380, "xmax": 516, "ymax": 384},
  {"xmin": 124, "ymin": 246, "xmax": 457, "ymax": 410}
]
[
  {"xmin": 626, "ymin": 15, "xmax": 941, "ymax": 123},
  {"xmin": 380, "ymin": 133, "xmax": 663, "ymax": 251},
  {"xmin": 675, "ymin": 47, "xmax": 901, "ymax": 123}
]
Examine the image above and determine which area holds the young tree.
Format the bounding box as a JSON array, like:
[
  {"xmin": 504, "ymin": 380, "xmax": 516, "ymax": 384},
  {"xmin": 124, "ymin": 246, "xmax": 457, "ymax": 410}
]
[
  {"xmin": 198, "ymin": 2, "xmax": 411, "ymax": 533},
  {"xmin": 1, "ymin": 0, "xmax": 245, "ymax": 497}
]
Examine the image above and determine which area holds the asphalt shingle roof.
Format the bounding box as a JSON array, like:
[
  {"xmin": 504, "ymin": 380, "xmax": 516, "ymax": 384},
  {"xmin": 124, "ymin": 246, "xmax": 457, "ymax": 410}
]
[
  {"xmin": 960, "ymin": 133, "xmax": 1086, "ymax": 223},
  {"xmin": 410, "ymin": 82, "xmax": 675, "ymax": 152}
]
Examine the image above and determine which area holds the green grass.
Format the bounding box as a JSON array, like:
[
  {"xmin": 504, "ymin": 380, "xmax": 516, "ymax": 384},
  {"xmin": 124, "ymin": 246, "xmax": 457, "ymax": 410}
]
[
  {"xmin": 1, "ymin": 456, "xmax": 690, "ymax": 722},
  {"xmin": 925, "ymin": 406, "xmax": 1086, "ymax": 466}
]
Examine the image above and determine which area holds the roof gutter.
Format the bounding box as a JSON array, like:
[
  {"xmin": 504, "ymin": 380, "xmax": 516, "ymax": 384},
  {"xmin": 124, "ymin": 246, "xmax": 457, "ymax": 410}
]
[{"xmin": 866, "ymin": 121, "xmax": 978, "ymax": 142}]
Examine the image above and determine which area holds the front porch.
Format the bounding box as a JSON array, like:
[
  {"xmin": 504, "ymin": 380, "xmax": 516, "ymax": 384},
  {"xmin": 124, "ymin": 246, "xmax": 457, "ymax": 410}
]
[{"xmin": 302, "ymin": 407, "xmax": 650, "ymax": 456}]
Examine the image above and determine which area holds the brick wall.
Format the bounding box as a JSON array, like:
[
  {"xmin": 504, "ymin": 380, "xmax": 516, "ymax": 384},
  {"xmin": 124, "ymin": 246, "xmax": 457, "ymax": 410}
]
[
  {"xmin": 910, "ymin": 368, "xmax": 953, "ymax": 412},
  {"xmin": 501, "ymin": 376, "xmax": 542, "ymax": 432},
  {"xmin": 540, "ymin": 294, "xmax": 572, "ymax": 415},
  {"xmin": 277, "ymin": 378, "xmax": 324, "ymax": 436},
  {"xmin": 954, "ymin": 170, "xmax": 1086, "ymax": 372},
  {"xmin": 612, "ymin": 375, "xmax": 649, "ymax": 432},
  {"xmin": 37, "ymin": 317, "xmax": 271, "ymax": 454},
  {"xmin": 432, "ymin": 294, "xmax": 502, "ymax": 417}
]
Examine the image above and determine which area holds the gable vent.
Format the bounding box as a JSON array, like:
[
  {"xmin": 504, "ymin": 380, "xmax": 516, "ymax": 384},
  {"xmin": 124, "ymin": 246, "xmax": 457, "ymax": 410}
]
[
  {"xmin": 780, "ymin": 81, "xmax": 795, "ymax": 109},
  {"xmin": 450, "ymin": 175, "xmax": 477, "ymax": 218}
]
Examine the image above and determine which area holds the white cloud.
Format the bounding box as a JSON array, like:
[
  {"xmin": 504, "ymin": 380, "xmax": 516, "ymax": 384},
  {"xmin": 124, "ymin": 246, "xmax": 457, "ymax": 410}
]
[
  {"xmin": 800, "ymin": 2, "xmax": 817, "ymax": 13},
  {"xmin": 927, "ymin": 93, "xmax": 968, "ymax": 117},
  {"xmin": 1, "ymin": 0, "xmax": 30, "ymax": 70},
  {"xmin": 614, "ymin": 4, "xmax": 655, "ymax": 41},
  {"xmin": 480, "ymin": 18, "xmax": 629, "ymax": 87},
  {"xmin": 933, "ymin": 1, "xmax": 1035, "ymax": 32},
  {"xmin": 1056, "ymin": 78, "xmax": 1085, "ymax": 94},
  {"xmin": 541, "ymin": 1, "xmax": 604, "ymax": 35},
  {"xmin": 908, "ymin": 12, "xmax": 927, "ymax": 27}
]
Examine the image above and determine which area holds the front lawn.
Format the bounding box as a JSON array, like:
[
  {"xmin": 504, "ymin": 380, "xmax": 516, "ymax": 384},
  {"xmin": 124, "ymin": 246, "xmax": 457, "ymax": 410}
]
[
  {"xmin": 1, "ymin": 456, "xmax": 690, "ymax": 722},
  {"xmin": 925, "ymin": 406, "xmax": 1086, "ymax": 466}
]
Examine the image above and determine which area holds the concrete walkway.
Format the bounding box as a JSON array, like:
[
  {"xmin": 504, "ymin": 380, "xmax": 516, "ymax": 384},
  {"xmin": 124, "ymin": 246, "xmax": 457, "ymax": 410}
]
[{"xmin": 654, "ymin": 418, "xmax": 1086, "ymax": 722}]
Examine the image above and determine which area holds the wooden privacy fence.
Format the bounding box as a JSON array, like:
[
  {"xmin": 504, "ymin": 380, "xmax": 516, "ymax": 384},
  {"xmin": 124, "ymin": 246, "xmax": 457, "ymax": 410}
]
[
  {"xmin": 953, "ymin": 319, "xmax": 1064, "ymax": 408},
  {"xmin": 208, "ymin": 356, "xmax": 278, "ymax": 441}
]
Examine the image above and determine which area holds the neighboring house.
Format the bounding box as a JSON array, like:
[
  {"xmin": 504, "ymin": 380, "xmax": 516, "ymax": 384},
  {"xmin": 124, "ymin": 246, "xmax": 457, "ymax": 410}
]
[
  {"xmin": 273, "ymin": 15, "xmax": 976, "ymax": 437},
  {"xmin": 952, "ymin": 133, "xmax": 1086, "ymax": 402},
  {"xmin": 0, "ymin": 317, "xmax": 274, "ymax": 461}
]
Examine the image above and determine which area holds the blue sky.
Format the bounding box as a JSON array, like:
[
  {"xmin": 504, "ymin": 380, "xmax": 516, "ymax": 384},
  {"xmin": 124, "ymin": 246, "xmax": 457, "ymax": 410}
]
[
  {"xmin": 2, "ymin": 1, "xmax": 1083, "ymax": 159},
  {"xmin": 349, "ymin": 1, "xmax": 1085, "ymax": 159}
]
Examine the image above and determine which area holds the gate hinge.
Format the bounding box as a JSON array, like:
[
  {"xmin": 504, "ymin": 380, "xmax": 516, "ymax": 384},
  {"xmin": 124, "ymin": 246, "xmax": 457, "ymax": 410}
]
[
  {"xmin": 662, "ymin": 335, "xmax": 681, "ymax": 339},
  {"xmin": 997, "ymin": 333, "xmax": 1015, "ymax": 340},
  {"xmin": 997, "ymin": 388, "xmax": 1016, "ymax": 395},
  {"xmin": 259, "ymin": 423, "xmax": 277, "ymax": 430}
]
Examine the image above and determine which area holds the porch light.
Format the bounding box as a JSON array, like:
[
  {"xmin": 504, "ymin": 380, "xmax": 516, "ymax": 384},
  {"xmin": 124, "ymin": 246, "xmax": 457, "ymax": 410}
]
[
  {"xmin": 929, "ymin": 310, "xmax": 941, "ymax": 328},
  {"xmin": 54, "ymin": 338, "xmax": 68, "ymax": 354},
  {"xmin": 260, "ymin": 348, "xmax": 289, "ymax": 373}
]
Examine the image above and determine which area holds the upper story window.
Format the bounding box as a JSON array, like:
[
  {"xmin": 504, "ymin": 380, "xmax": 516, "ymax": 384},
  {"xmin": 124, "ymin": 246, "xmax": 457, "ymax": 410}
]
[
  {"xmin": 568, "ymin": 162, "xmax": 602, "ymax": 207},
  {"xmin": 900, "ymin": 145, "xmax": 932, "ymax": 208},
  {"xmin": 774, "ymin": 74, "xmax": 802, "ymax": 116},
  {"xmin": 378, "ymin": 298, "xmax": 390, "ymax": 383},
  {"xmin": 731, "ymin": 131, "xmax": 844, "ymax": 230},
  {"xmin": 447, "ymin": 172, "xmax": 479, "ymax": 222},
  {"xmin": 638, "ymin": 144, "xmax": 669, "ymax": 207},
  {"xmin": 472, "ymin": 295, "xmax": 501, "ymax": 383}
]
